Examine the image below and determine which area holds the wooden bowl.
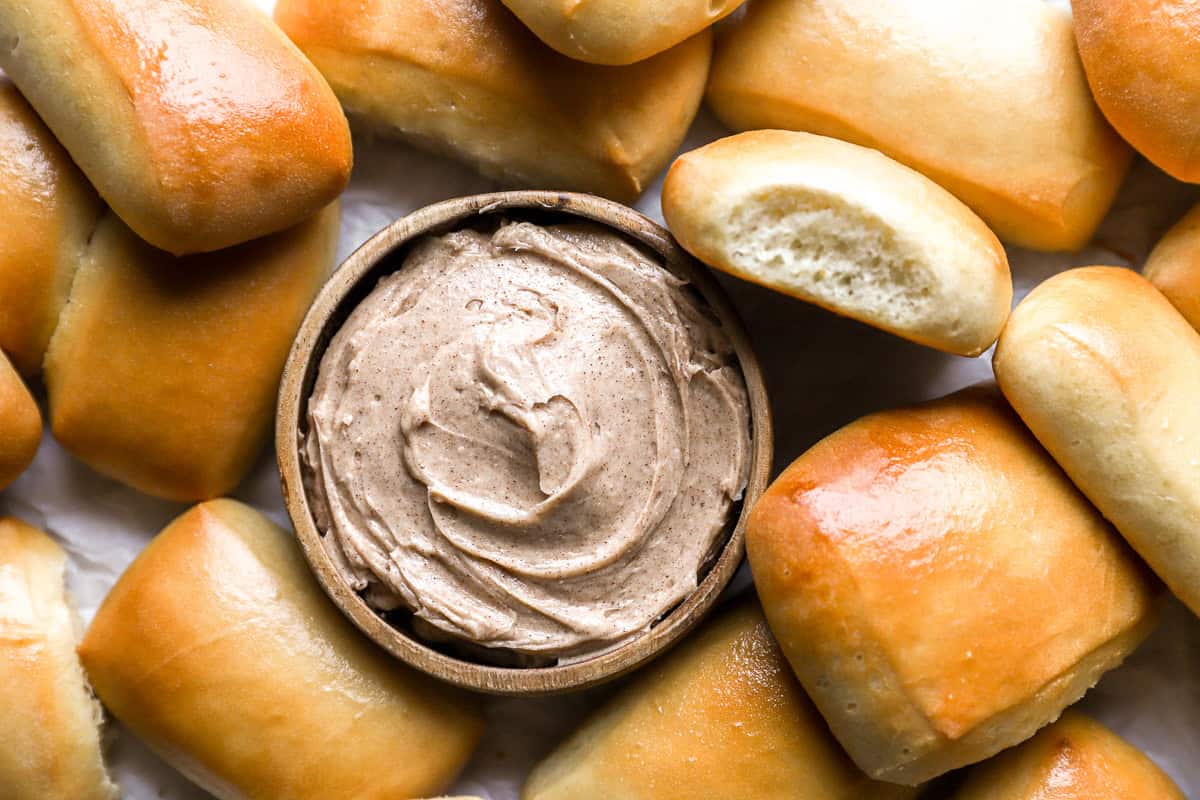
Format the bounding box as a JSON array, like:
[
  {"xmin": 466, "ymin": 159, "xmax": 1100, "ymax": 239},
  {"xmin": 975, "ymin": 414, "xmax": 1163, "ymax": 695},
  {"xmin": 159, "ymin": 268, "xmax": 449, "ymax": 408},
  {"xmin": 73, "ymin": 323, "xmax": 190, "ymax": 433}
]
[{"xmin": 277, "ymin": 191, "xmax": 772, "ymax": 695}]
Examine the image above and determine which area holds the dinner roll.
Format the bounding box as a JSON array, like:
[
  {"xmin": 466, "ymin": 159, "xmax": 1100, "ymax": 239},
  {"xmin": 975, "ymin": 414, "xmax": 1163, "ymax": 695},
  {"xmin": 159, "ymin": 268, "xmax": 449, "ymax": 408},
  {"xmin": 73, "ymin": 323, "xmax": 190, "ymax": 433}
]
[
  {"xmin": 523, "ymin": 603, "xmax": 916, "ymax": 800},
  {"xmin": 498, "ymin": 0, "xmax": 744, "ymax": 65},
  {"xmin": 994, "ymin": 267, "xmax": 1200, "ymax": 617},
  {"xmin": 44, "ymin": 205, "xmax": 338, "ymax": 502},
  {"xmin": 707, "ymin": 0, "xmax": 1131, "ymax": 252},
  {"xmin": 0, "ymin": 79, "xmax": 101, "ymax": 376},
  {"xmin": 662, "ymin": 131, "xmax": 1011, "ymax": 356},
  {"xmin": 274, "ymin": 0, "xmax": 709, "ymax": 203},
  {"xmin": 1074, "ymin": 1, "xmax": 1200, "ymax": 182},
  {"xmin": 0, "ymin": 0, "xmax": 352, "ymax": 255},
  {"xmin": 79, "ymin": 499, "xmax": 484, "ymax": 800},
  {"xmin": 746, "ymin": 385, "xmax": 1160, "ymax": 785},
  {"xmin": 1144, "ymin": 203, "xmax": 1200, "ymax": 331},
  {"xmin": 953, "ymin": 712, "xmax": 1184, "ymax": 799},
  {"xmin": 0, "ymin": 350, "xmax": 40, "ymax": 491},
  {"xmin": 0, "ymin": 518, "xmax": 118, "ymax": 800}
]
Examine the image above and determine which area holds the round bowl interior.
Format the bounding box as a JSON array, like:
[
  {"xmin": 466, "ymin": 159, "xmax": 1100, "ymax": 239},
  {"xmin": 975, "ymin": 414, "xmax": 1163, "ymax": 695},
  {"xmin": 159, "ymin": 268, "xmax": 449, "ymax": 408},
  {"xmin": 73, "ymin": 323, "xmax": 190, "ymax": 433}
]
[{"xmin": 277, "ymin": 190, "xmax": 773, "ymax": 695}]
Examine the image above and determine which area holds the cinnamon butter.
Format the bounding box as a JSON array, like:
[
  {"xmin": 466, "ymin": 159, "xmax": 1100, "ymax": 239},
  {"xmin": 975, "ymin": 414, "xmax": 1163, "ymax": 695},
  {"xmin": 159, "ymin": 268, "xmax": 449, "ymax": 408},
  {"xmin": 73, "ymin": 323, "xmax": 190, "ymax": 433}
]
[{"xmin": 303, "ymin": 221, "xmax": 750, "ymax": 658}]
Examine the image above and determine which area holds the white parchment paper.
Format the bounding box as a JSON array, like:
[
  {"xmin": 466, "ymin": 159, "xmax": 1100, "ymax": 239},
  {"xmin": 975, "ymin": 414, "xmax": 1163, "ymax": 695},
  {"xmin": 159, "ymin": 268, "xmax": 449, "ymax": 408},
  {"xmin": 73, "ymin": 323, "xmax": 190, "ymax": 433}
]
[{"xmin": 2, "ymin": 1, "xmax": 1199, "ymax": 795}]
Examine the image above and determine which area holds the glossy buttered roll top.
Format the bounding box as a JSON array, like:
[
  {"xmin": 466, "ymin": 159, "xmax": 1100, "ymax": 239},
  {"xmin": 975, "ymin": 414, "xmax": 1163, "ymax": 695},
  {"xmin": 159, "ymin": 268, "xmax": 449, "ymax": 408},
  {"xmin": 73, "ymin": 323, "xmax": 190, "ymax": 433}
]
[
  {"xmin": 79, "ymin": 500, "xmax": 484, "ymax": 800},
  {"xmin": 523, "ymin": 603, "xmax": 917, "ymax": 800},
  {"xmin": 0, "ymin": 0, "xmax": 353, "ymax": 254},
  {"xmin": 952, "ymin": 712, "xmax": 1184, "ymax": 799},
  {"xmin": 747, "ymin": 385, "xmax": 1160, "ymax": 785}
]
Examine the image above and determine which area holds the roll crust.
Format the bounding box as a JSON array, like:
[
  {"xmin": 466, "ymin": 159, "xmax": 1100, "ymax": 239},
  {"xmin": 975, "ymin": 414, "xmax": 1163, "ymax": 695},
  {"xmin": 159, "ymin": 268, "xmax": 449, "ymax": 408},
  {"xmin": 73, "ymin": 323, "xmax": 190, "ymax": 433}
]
[
  {"xmin": 0, "ymin": 79, "xmax": 102, "ymax": 376},
  {"xmin": 0, "ymin": 0, "xmax": 352, "ymax": 255},
  {"xmin": 662, "ymin": 130, "xmax": 1011, "ymax": 356},
  {"xmin": 44, "ymin": 205, "xmax": 339, "ymax": 502},
  {"xmin": 953, "ymin": 712, "xmax": 1184, "ymax": 799},
  {"xmin": 1074, "ymin": 0, "xmax": 1200, "ymax": 182},
  {"xmin": 523, "ymin": 603, "xmax": 915, "ymax": 800},
  {"xmin": 746, "ymin": 386, "xmax": 1160, "ymax": 785},
  {"xmin": 79, "ymin": 499, "xmax": 485, "ymax": 800},
  {"xmin": 994, "ymin": 266, "xmax": 1200, "ymax": 617},
  {"xmin": 274, "ymin": 0, "xmax": 710, "ymax": 203},
  {"xmin": 498, "ymin": 0, "xmax": 744, "ymax": 65},
  {"xmin": 1144, "ymin": 203, "xmax": 1200, "ymax": 332},
  {"xmin": 0, "ymin": 518, "xmax": 117, "ymax": 800},
  {"xmin": 0, "ymin": 349, "xmax": 40, "ymax": 491},
  {"xmin": 706, "ymin": 0, "xmax": 1131, "ymax": 252}
]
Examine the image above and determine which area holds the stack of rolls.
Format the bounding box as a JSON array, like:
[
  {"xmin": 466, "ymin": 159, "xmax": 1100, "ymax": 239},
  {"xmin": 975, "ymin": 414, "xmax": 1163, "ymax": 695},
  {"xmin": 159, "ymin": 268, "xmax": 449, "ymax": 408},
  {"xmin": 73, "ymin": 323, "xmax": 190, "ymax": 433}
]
[
  {"xmin": 0, "ymin": 2, "xmax": 380, "ymax": 794},
  {"xmin": 272, "ymin": 0, "xmax": 711, "ymax": 203},
  {"xmin": 0, "ymin": 0, "xmax": 351, "ymax": 501},
  {"xmin": 0, "ymin": 0, "xmax": 745, "ymax": 785},
  {"xmin": 705, "ymin": 0, "xmax": 1131, "ymax": 252},
  {"xmin": 1, "ymin": 0, "xmax": 1199, "ymax": 796}
]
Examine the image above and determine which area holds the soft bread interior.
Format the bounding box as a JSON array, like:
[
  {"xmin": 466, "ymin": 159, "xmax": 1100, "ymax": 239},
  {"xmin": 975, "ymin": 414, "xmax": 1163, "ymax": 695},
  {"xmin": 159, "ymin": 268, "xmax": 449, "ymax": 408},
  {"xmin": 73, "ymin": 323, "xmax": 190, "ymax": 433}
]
[
  {"xmin": 663, "ymin": 130, "xmax": 1011, "ymax": 357},
  {"xmin": 726, "ymin": 189, "xmax": 937, "ymax": 333}
]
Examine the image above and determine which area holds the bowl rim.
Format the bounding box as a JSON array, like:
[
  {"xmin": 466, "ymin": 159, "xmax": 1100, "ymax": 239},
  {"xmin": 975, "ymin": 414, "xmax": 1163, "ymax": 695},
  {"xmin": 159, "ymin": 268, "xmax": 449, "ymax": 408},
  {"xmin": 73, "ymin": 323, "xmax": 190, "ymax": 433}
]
[{"xmin": 276, "ymin": 190, "xmax": 773, "ymax": 695}]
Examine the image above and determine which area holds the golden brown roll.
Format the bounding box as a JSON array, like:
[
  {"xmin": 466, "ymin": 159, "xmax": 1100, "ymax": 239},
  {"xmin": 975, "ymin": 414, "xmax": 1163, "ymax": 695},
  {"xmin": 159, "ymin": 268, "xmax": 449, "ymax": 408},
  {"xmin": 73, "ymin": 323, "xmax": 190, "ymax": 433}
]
[
  {"xmin": 953, "ymin": 712, "xmax": 1184, "ymax": 800},
  {"xmin": 706, "ymin": 0, "xmax": 1131, "ymax": 252},
  {"xmin": 498, "ymin": 0, "xmax": 744, "ymax": 65},
  {"xmin": 746, "ymin": 385, "xmax": 1160, "ymax": 785},
  {"xmin": 274, "ymin": 0, "xmax": 710, "ymax": 203},
  {"xmin": 44, "ymin": 205, "xmax": 339, "ymax": 502},
  {"xmin": 1144, "ymin": 203, "xmax": 1200, "ymax": 331},
  {"xmin": 0, "ymin": 518, "xmax": 118, "ymax": 800},
  {"xmin": 994, "ymin": 267, "xmax": 1200, "ymax": 617},
  {"xmin": 79, "ymin": 499, "xmax": 484, "ymax": 800},
  {"xmin": 523, "ymin": 602, "xmax": 916, "ymax": 800},
  {"xmin": 0, "ymin": 0, "xmax": 352, "ymax": 255},
  {"xmin": 0, "ymin": 79, "xmax": 102, "ymax": 377},
  {"xmin": 662, "ymin": 131, "xmax": 1011, "ymax": 356},
  {"xmin": 0, "ymin": 349, "xmax": 40, "ymax": 491},
  {"xmin": 1074, "ymin": 1, "xmax": 1200, "ymax": 183}
]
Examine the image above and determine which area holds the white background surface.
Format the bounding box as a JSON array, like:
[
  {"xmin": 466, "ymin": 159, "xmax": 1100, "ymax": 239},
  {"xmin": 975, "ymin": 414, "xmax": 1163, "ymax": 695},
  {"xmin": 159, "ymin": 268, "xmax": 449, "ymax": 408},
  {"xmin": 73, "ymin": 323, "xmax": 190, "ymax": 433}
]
[{"xmin": 3, "ymin": 1, "xmax": 1200, "ymax": 797}]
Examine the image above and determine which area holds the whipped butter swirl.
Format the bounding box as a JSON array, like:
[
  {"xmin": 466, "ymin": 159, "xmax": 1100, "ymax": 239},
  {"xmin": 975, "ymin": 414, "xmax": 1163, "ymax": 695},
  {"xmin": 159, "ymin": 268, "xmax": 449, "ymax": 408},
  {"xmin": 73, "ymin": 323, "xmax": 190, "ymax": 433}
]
[{"xmin": 303, "ymin": 221, "xmax": 750, "ymax": 658}]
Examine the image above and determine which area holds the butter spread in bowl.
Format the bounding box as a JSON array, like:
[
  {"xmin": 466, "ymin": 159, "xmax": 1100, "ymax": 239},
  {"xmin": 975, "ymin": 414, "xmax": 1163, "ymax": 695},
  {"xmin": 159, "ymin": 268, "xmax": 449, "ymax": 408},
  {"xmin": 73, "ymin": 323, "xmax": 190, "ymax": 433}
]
[{"xmin": 302, "ymin": 220, "xmax": 751, "ymax": 661}]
